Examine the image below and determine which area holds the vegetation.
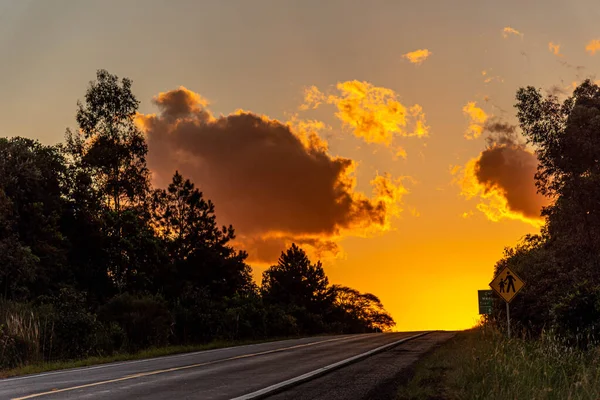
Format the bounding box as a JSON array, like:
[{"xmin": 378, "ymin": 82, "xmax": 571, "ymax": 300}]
[
  {"xmin": 0, "ymin": 69, "xmax": 394, "ymax": 372},
  {"xmin": 397, "ymin": 326, "xmax": 600, "ymax": 400},
  {"xmin": 396, "ymin": 78, "xmax": 600, "ymax": 399},
  {"xmin": 487, "ymin": 79, "xmax": 600, "ymax": 345}
]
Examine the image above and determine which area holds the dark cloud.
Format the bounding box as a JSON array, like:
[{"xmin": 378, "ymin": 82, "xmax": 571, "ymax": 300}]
[
  {"xmin": 483, "ymin": 118, "xmax": 516, "ymax": 136},
  {"xmin": 137, "ymin": 87, "xmax": 405, "ymax": 263},
  {"xmin": 475, "ymin": 131, "xmax": 548, "ymax": 219},
  {"xmin": 242, "ymin": 236, "xmax": 340, "ymax": 265}
]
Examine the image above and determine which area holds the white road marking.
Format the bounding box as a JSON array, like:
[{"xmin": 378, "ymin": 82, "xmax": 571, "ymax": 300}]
[{"xmin": 11, "ymin": 335, "xmax": 362, "ymax": 400}]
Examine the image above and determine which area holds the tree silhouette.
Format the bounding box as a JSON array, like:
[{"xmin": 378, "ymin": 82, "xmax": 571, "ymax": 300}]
[
  {"xmin": 65, "ymin": 69, "xmax": 153, "ymax": 291},
  {"xmin": 152, "ymin": 171, "xmax": 252, "ymax": 300},
  {"xmin": 493, "ymin": 80, "xmax": 600, "ymax": 343},
  {"xmin": 262, "ymin": 244, "xmax": 332, "ymax": 312},
  {"xmin": 0, "ymin": 69, "xmax": 397, "ymax": 367}
]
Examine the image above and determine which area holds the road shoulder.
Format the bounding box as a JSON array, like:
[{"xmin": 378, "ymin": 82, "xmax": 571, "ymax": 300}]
[{"xmin": 265, "ymin": 331, "xmax": 455, "ymax": 400}]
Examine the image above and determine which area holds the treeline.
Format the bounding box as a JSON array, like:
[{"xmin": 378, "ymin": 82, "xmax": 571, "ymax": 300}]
[
  {"xmin": 0, "ymin": 70, "xmax": 394, "ymax": 369},
  {"xmin": 489, "ymin": 79, "xmax": 600, "ymax": 346}
]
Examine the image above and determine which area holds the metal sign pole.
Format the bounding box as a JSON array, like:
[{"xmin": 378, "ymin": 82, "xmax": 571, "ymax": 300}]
[{"xmin": 506, "ymin": 301, "xmax": 511, "ymax": 339}]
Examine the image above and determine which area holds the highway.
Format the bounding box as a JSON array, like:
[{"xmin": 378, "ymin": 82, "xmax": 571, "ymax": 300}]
[{"xmin": 0, "ymin": 331, "xmax": 452, "ymax": 400}]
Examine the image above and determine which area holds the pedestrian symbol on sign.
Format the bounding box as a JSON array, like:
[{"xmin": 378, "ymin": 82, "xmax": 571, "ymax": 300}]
[{"xmin": 505, "ymin": 272, "xmax": 516, "ymax": 293}]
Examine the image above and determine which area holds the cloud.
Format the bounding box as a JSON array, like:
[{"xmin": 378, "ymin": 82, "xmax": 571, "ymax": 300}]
[
  {"xmin": 481, "ymin": 70, "xmax": 504, "ymax": 84},
  {"xmin": 302, "ymin": 80, "xmax": 429, "ymax": 146},
  {"xmin": 408, "ymin": 104, "xmax": 429, "ymax": 138},
  {"xmin": 402, "ymin": 49, "xmax": 432, "ymax": 65},
  {"xmin": 242, "ymin": 236, "xmax": 341, "ymax": 265},
  {"xmin": 137, "ymin": 87, "xmax": 408, "ymax": 264},
  {"xmin": 548, "ymin": 42, "xmax": 562, "ymax": 57},
  {"xmin": 586, "ymin": 39, "xmax": 600, "ymax": 55},
  {"xmin": 455, "ymin": 129, "xmax": 550, "ymax": 227},
  {"xmin": 462, "ymin": 102, "xmax": 488, "ymax": 140},
  {"xmin": 299, "ymin": 85, "xmax": 326, "ymax": 111},
  {"xmin": 483, "ymin": 119, "xmax": 516, "ymax": 136},
  {"xmin": 502, "ymin": 27, "xmax": 523, "ymax": 38}
]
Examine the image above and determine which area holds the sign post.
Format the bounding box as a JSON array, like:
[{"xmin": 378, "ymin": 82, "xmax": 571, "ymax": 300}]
[{"xmin": 489, "ymin": 266, "xmax": 525, "ymax": 338}]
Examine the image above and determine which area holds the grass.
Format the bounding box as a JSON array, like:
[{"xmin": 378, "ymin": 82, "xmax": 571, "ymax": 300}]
[
  {"xmin": 0, "ymin": 336, "xmax": 304, "ymax": 379},
  {"xmin": 397, "ymin": 326, "xmax": 600, "ymax": 400}
]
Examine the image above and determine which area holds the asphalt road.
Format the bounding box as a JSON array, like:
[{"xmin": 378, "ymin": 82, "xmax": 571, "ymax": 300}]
[
  {"xmin": 1, "ymin": 332, "xmax": 432, "ymax": 400},
  {"xmin": 265, "ymin": 331, "xmax": 456, "ymax": 400}
]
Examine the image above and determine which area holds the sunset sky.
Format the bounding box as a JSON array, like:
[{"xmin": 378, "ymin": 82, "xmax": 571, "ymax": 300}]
[{"xmin": 2, "ymin": 0, "xmax": 600, "ymax": 330}]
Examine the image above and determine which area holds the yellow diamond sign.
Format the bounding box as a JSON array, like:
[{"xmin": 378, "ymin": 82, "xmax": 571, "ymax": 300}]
[{"xmin": 489, "ymin": 266, "xmax": 525, "ymax": 303}]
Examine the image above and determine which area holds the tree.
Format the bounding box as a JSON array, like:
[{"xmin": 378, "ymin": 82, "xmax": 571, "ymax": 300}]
[
  {"xmin": 152, "ymin": 171, "xmax": 252, "ymax": 299},
  {"xmin": 65, "ymin": 69, "xmax": 155, "ymax": 291},
  {"xmin": 262, "ymin": 244, "xmax": 333, "ymax": 333},
  {"xmin": 0, "ymin": 137, "xmax": 69, "ymax": 299},
  {"xmin": 67, "ymin": 69, "xmax": 150, "ymax": 211},
  {"xmin": 0, "ymin": 188, "xmax": 37, "ymax": 300},
  {"xmin": 516, "ymin": 80, "xmax": 600, "ymax": 258},
  {"xmin": 492, "ymin": 80, "xmax": 600, "ymax": 343},
  {"xmin": 331, "ymin": 285, "xmax": 395, "ymax": 332}
]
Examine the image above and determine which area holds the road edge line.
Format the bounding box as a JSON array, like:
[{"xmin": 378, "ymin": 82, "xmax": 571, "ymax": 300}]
[{"xmin": 230, "ymin": 331, "xmax": 433, "ymax": 400}]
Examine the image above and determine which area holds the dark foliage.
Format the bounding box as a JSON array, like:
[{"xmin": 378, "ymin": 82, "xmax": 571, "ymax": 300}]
[
  {"xmin": 0, "ymin": 70, "xmax": 395, "ymax": 368},
  {"xmin": 491, "ymin": 80, "xmax": 600, "ymax": 346}
]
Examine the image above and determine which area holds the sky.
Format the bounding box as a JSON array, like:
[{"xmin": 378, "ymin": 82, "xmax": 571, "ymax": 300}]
[{"xmin": 2, "ymin": 0, "xmax": 600, "ymax": 331}]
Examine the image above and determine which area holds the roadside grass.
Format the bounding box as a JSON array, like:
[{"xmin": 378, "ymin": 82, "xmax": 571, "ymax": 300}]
[
  {"xmin": 398, "ymin": 327, "xmax": 600, "ymax": 400},
  {"xmin": 0, "ymin": 336, "xmax": 308, "ymax": 379}
]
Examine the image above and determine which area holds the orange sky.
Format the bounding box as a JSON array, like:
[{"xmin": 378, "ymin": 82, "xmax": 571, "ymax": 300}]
[{"xmin": 2, "ymin": 0, "xmax": 600, "ymax": 330}]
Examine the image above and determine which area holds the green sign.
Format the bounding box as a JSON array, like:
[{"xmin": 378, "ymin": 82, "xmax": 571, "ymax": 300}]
[{"xmin": 478, "ymin": 290, "xmax": 493, "ymax": 314}]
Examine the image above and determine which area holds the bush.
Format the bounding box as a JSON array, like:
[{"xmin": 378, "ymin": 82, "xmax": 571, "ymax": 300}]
[
  {"xmin": 265, "ymin": 306, "xmax": 299, "ymax": 337},
  {"xmin": 220, "ymin": 293, "xmax": 267, "ymax": 340},
  {"xmin": 0, "ymin": 309, "xmax": 41, "ymax": 368},
  {"xmin": 37, "ymin": 288, "xmax": 104, "ymax": 360},
  {"xmin": 98, "ymin": 293, "xmax": 172, "ymax": 352}
]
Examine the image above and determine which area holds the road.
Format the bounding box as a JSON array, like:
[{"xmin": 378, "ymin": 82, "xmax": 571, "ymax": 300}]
[
  {"xmin": 265, "ymin": 331, "xmax": 455, "ymax": 400},
  {"xmin": 0, "ymin": 331, "xmax": 450, "ymax": 400}
]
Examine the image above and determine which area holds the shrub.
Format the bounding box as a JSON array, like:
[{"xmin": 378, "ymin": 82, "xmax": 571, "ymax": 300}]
[
  {"xmin": 0, "ymin": 308, "xmax": 40, "ymax": 368},
  {"xmin": 98, "ymin": 293, "xmax": 172, "ymax": 352}
]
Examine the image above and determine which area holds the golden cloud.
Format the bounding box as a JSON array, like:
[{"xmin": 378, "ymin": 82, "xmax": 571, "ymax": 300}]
[
  {"xmin": 137, "ymin": 87, "xmax": 408, "ymax": 263},
  {"xmin": 462, "ymin": 102, "xmax": 488, "ymax": 140},
  {"xmin": 402, "ymin": 49, "xmax": 432, "ymax": 65},
  {"xmin": 302, "ymin": 80, "xmax": 429, "ymax": 147},
  {"xmin": 408, "ymin": 105, "xmax": 429, "ymax": 138},
  {"xmin": 299, "ymin": 85, "xmax": 326, "ymax": 111},
  {"xmin": 502, "ymin": 27, "xmax": 523, "ymax": 38},
  {"xmin": 548, "ymin": 42, "xmax": 562, "ymax": 57},
  {"xmin": 585, "ymin": 39, "xmax": 600, "ymax": 55}
]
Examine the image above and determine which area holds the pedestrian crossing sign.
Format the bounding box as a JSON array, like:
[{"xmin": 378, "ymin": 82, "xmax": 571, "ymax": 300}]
[{"xmin": 489, "ymin": 266, "xmax": 525, "ymax": 303}]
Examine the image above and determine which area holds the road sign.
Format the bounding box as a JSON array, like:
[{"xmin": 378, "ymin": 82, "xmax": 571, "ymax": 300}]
[
  {"xmin": 489, "ymin": 266, "xmax": 525, "ymax": 303},
  {"xmin": 478, "ymin": 290, "xmax": 493, "ymax": 314}
]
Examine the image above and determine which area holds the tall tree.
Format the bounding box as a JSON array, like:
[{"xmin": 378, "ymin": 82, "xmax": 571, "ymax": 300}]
[
  {"xmin": 152, "ymin": 171, "xmax": 252, "ymax": 299},
  {"xmin": 66, "ymin": 69, "xmax": 150, "ymax": 211},
  {"xmin": 516, "ymin": 80, "xmax": 600, "ymax": 252},
  {"xmin": 262, "ymin": 244, "xmax": 333, "ymax": 316},
  {"xmin": 65, "ymin": 69, "xmax": 154, "ymax": 291},
  {"xmin": 494, "ymin": 80, "xmax": 600, "ymax": 342}
]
